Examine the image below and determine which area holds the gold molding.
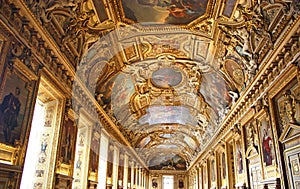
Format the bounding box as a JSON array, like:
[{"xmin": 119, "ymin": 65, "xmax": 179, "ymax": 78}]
[
  {"xmin": 0, "ymin": 143, "xmax": 18, "ymax": 165},
  {"xmin": 56, "ymin": 162, "xmax": 72, "ymax": 176},
  {"xmin": 12, "ymin": 58, "xmax": 38, "ymax": 81}
]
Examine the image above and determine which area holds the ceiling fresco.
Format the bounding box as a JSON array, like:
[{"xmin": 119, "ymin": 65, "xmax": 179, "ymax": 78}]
[
  {"xmin": 200, "ymin": 71, "xmax": 233, "ymax": 122},
  {"xmin": 122, "ymin": 0, "xmax": 209, "ymax": 24},
  {"xmin": 138, "ymin": 106, "xmax": 197, "ymax": 126},
  {"xmin": 149, "ymin": 154, "xmax": 187, "ymax": 170}
]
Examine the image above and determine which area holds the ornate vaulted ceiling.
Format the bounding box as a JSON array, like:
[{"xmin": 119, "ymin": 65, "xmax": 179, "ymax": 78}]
[
  {"xmin": 84, "ymin": 0, "xmax": 243, "ymax": 170},
  {"xmin": 81, "ymin": 0, "xmax": 288, "ymax": 170},
  {"xmin": 24, "ymin": 0, "xmax": 295, "ymax": 170}
]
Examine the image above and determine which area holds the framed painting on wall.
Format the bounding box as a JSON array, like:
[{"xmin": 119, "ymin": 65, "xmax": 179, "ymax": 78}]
[
  {"xmin": 60, "ymin": 117, "xmax": 77, "ymax": 165},
  {"xmin": 178, "ymin": 179, "xmax": 184, "ymax": 188},
  {"xmin": 235, "ymin": 140, "xmax": 244, "ymax": 174},
  {"xmin": 222, "ymin": 152, "xmax": 227, "ymax": 180},
  {"xmin": 258, "ymin": 117, "xmax": 275, "ymax": 166},
  {"xmin": 256, "ymin": 110, "xmax": 277, "ymax": 179},
  {"xmin": 0, "ymin": 64, "xmax": 35, "ymax": 146},
  {"xmin": 152, "ymin": 178, "xmax": 158, "ymax": 188},
  {"xmin": 89, "ymin": 129, "xmax": 100, "ymax": 172}
]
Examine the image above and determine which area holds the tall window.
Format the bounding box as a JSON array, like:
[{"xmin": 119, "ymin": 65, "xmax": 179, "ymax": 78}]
[{"xmin": 163, "ymin": 175, "xmax": 174, "ymax": 189}]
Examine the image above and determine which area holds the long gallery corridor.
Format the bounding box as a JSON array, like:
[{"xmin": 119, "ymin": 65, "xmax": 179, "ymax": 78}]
[{"xmin": 0, "ymin": 0, "xmax": 299, "ymax": 189}]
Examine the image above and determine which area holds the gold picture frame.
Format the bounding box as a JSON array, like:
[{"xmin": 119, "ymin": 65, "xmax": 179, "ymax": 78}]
[{"xmin": 0, "ymin": 58, "xmax": 37, "ymax": 164}]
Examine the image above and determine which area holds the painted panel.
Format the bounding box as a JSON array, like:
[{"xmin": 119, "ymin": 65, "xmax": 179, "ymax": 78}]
[
  {"xmin": 236, "ymin": 140, "xmax": 244, "ymax": 174},
  {"xmin": 90, "ymin": 130, "xmax": 100, "ymax": 172},
  {"xmin": 0, "ymin": 71, "xmax": 30, "ymax": 146},
  {"xmin": 151, "ymin": 67, "xmax": 182, "ymax": 88},
  {"xmin": 224, "ymin": 59, "xmax": 245, "ymax": 91},
  {"xmin": 260, "ymin": 118, "xmax": 275, "ymax": 167},
  {"xmin": 138, "ymin": 105, "xmax": 197, "ymax": 126},
  {"xmin": 60, "ymin": 118, "xmax": 76, "ymax": 164},
  {"xmin": 200, "ymin": 71, "xmax": 232, "ymax": 115},
  {"xmin": 122, "ymin": 0, "xmax": 208, "ymax": 24},
  {"xmin": 101, "ymin": 73, "xmax": 135, "ymax": 118},
  {"xmin": 149, "ymin": 154, "xmax": 186, "ymax": 170}
]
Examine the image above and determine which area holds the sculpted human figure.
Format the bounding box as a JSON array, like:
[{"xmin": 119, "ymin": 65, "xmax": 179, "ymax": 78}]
[{"xmin": 282, "ymin": 89, "xmax": 297, "ymax": 125}]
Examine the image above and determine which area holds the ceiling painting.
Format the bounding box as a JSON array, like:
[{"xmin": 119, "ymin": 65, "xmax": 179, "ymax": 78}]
[
  {"xmin": 224, "ymin": 59, "xmax": 245, "ymax": 91},
  {"xmin": 141, "ymin": 34, "xmax": 191, "ymax": 59},
  {"xmin": 156, "ymin": 144, "xmax": 179, "ymax": 149},
  {"xmin": 151, "ymin": 67, "xmax": 183, "ymax": 88},
  {"xmin": 149, "ymin": 154, "xmax": 187, "ymax": 170},
  {"xmin": 138, "ymin": 106, "xmax": 198, "ymax": 126},
  {"xmin": 98, "ymin": 73, "xmax": 135, "ymax": 109},
  {"xmin": 199, "ymin": 71, "xmax": 233, "ymax": 121},
  {"xmin": 111, "ymin": 73, "xmax": 135, "ymax": 115},
  {"xmin": 122, "ymin": 0, "xmax": 208, "ymax": 24}
]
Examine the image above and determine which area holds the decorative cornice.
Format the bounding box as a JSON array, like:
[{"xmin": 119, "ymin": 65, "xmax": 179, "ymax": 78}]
[
  {"xmin": 0, "ymin": 0, "xmax": 74, "ymax": 90},
  {"xmin": 189, "ymin": 15, "xmax": 300, "ymax": 170}
]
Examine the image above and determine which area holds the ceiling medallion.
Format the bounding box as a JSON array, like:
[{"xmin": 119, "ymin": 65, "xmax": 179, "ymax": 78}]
[{"xmin": 151, "ymin": 67, "xmax": 183, "ymax": 88}]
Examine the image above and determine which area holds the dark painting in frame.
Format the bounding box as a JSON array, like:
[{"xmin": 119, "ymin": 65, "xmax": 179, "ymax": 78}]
[
  {"xmin": 222, "ymin": 152, "xmax": 227, "ymax": 179},
  {"xmin": 0, "ymin": 63, "xmax": 36, "ymax": 147},
  {"xmin": 89, "ymin": 129, "xmax": 100, "ymax": 172},
  {"xmin": 60, "ymin": 117, "xmax": 77, "ymax": 164},
  {"xmin": 235, "ymin": 140, "xmax": 244, "ymax": 174}
]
